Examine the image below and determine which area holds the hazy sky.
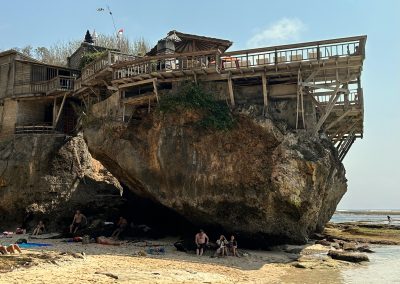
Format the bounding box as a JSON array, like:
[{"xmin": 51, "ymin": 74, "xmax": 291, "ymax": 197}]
[{"xmin": 1, "ymin": 0, "xmax": 399, "ymax": 209}]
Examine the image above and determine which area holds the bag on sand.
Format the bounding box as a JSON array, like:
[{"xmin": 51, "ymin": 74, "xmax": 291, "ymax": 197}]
[
  {"xmin": 82, "ymin": 235, "xmax": 90, "ymax": 245},
  {"xmin": 16, "ymin": 238, "xmax": 27, "ymax": 244}
]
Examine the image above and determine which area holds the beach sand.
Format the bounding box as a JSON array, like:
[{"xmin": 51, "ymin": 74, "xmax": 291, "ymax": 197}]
[{"xmin": 0, "ymin": 237, "xmax": 293, "ymax": 284}]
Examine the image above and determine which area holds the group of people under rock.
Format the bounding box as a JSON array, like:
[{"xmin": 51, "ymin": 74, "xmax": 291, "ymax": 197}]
[
  {"xmin": 195, "ymin": 229, "xmax": 240, "ymax": 257},
  {"xmin": 32, "ymin": 210, "xmax": 127, "ymax": 239},
  {"xmin": 2, "ymin": 210, "xmax": 241, "ymax": 256}
]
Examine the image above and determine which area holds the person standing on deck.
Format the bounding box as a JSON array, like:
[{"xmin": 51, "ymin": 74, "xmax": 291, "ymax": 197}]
[{"xmin": 195, "ymin": 229, "xmax": 209, "ymax": 256}]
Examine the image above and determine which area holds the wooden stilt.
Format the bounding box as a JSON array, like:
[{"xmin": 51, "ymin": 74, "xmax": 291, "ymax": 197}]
[
  {"xmin": 314, "ymin": 83, "xmax": 342, "ymax": 134},
  {"xmin": 52, "ymin": 97, "xmax": 57, "ymax": 127},
  {"xmin": 227, "ymin": 75, "xmax": 235, "ymax": 107},
  {"xmin": 261, "ymin": 73, "xmax": 268, "ymax": 114},
  {"xmin": 54, "ymin": 93, "xmax": 67, "ymax": 126},
  {"xmin": 152, "ymin": 79, "xmax": 159, "ymax": 103}
]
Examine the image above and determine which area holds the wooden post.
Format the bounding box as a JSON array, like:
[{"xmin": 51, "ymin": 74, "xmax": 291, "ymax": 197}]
[
  {"xmin": 120, "ymin": 90, "xmax": 125, "ymax": 122},
  {"xmin": 152, "ymin": 79, "xmax": 159, "ymax": 103},
  {"xmin": 215, "ymin": 52, "xmax": 220, "ymax": 73},
  {"xmin": 261, "ymin": 73, "xmax": 268, "ymax": 114},
  {"xmin": 227, "ymin": 75, "xmax": 235, "ymax": 107},
  {"xmin": 52, "ymin": 97, "xmax": 57, "ymax": 127},
  {"xmin": 54, "ymin": 93, "xmax": 67, "ymax": 126},
  {"xmin": 314, "ymin": 83, "xmax": 342, "ymax": 134}
]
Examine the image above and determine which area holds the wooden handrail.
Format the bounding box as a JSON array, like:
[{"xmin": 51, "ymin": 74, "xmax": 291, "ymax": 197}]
[
  {"xmin": 223, "ymin": 35, "xmax": 367, "ymax": 56},
  {"xmin": 112, "ymin": 49, "xmax": 222, "ymax": 68}
]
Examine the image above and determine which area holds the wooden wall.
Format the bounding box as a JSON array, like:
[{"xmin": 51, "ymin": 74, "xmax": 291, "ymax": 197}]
[
  {"xmin": 91, "ymin": 92, "xmax": 120, "ymax": 118},
  {"xmin": 0, "ymin": 99, "xmax": 18, "ymax": 136},
  {"xmin": 13, "ymin": 61, "xmax": 32, "ymax": 95},
  {"xmin": 0, "ymin": 54, "xmax": 15, "ymax": 98},
  {"xmin": 17, "ymin": 100, "xmax": 48, "ymax": 125}
]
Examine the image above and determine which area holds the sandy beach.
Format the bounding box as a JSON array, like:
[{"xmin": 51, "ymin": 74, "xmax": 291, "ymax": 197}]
[
  {"xmin": 1, "ymin": 237, "xmax": 294, "ymax": 284},
  {"xmin": 2, "ymin": 219, "xmax": 400, "ymax": 284}
]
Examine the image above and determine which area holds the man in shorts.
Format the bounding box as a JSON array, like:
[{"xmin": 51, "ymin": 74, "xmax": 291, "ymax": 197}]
[
  {"xmin": 195, "ymin": 229, "xmax": 209, "ymax": 256},
  {"xmin": 69, "ymin": 210, "xmax": 87, "ymax": 234}
]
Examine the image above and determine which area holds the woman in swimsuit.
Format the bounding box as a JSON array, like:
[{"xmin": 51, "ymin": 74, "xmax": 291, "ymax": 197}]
[
  {"xmin": 0, "ymin": 244, "xmax": 22, "ymax": 254},
  {"xmin": 32, "ymin": 220, "xmax": 45, "ymax": 235}
]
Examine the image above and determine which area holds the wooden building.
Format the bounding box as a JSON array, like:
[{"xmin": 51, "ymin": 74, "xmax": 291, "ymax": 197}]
[
  {"xmin": 0, "ymin": 31, "xmax": 366, "ymax": 160},
  {"xmin": 0, "ymin": 50, "xmax": 79, "ymax": 136}
]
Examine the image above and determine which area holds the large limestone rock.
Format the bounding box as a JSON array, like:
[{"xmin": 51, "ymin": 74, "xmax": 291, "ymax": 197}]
[
  {"xmin": 84, "ymin": 105, "xmax": 347, "ymax": 244},
  {"xmin": 0, "ymin": 135, "xmax": 122, "ymax": 231}
]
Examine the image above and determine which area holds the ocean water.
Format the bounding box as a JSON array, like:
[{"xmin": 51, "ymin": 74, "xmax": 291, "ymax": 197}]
[
  {"xmin": 330, "ymin": 210, "xmax": 400, "ymax": 284},
  {"xmin": 330, "ymin": 210, "xmax": 400, "ymax": 226}
]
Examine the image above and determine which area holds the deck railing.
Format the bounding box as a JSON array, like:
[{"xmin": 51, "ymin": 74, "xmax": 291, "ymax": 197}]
[
  {"xmin": 221, "ymin": 35, "xmax": 365, "ymax": 68},
  {"xmin": 315, "ymin": 88, "xmax": 362, "ymax": 108},
  {"xmin": 30, "ymin": 76, "xmax": 75, "ymax": 94},
  {"xmin": 15, "ymin": 122, "xmax": 54, "ymax": 134},
  {"xmin": 81, "ymin": 51, "xmax": 137, "ymax": 81},
  {"xmin": 113, "ymin": 50, "xmax": 221, "ymax": 79},
  {"xmin": 113, "ymin": 35, "xmax": 366, "ymax": 80}
]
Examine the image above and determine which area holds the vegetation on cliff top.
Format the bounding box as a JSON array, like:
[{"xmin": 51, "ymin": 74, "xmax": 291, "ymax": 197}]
[{"xmin": 158, "ymin": 83, "xmax": 235, "ymax": 130}]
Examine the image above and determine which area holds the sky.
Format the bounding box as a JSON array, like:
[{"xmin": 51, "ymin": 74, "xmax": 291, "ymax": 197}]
[{"xmin": 1, "ymin": 0, "xmax": 399, "ymax": 209}]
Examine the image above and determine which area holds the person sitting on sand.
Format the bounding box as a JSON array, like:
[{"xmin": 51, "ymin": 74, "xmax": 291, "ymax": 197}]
[
  {"xmin": 111, "ymin": 217, "xmax": 128, "ymax": 239},
  {"xmin": 227, "ymin": 235, "xmax": 240, "ymax": 257},
  {"xmin": 32, "ymin": 220, "xmax": 45, "ymax": 236},
  {"xmin": 69, "ymin": 210, "xmax": 87, "ymax": 234},
  {"xmin": 0, "ymin": 244, "xmax": 22, "ymax": 254},
  {"xmin": 215, "ymin": 235, "xmax": 228, "ymax": 257},
  {"xmin": 97, "ymin": 236, "xmax": 121, "ymax": 246},
  {"xmin": 195, "ymin": 229, "xmax": 209, "ymax": 256}
]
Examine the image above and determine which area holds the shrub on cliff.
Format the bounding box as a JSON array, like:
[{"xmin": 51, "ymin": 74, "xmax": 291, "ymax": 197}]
[{"xmin": 158, "ymin": 83, "xmax": 235, "ymax": 130}]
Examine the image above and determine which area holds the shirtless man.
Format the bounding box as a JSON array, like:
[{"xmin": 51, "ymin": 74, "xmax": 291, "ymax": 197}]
[
  {"xmin": 111, "ymin": 217, "xmax": 128, "ymax": 239},
  {"xmin": 195, "ymin": 229, "xmax": 209, "ymax": 256},
  {"xmin": 69, "ymin": 210, "xmax": 87, "ymax": 234}
]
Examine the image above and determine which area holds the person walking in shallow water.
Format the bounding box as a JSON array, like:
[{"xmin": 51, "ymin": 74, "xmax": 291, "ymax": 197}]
[
  {"xmin": 387, "ymin": 215, "xmax": 392, "ymax": 224},
  {"xmin": 195, "ymin": 229, "xmax": 209, "ymax": 256}
]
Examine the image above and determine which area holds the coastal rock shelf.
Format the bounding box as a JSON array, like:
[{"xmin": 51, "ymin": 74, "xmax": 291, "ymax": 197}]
[{"xmin": 84, "ymin": 105, "xmax": 347, "ymax": 244}]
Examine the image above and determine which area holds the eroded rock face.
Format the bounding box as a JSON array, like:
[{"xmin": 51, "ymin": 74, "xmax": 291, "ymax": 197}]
[
  {"xmin": 0, "ymin": 135, "xmax": 123, "ymax": 231},
  {"xmin": 84, "ymin": 105, "xmax": 347, "ymax": 244}
]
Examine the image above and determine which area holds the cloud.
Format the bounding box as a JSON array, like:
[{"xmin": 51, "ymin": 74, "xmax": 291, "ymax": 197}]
[{"xmin": 247, "ymin": 18, "xmax": 306, "ymax": 48}]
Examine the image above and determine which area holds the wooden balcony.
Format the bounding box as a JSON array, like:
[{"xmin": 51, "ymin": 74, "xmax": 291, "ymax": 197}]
[
  {"xmin": 112, "ymin": 35, "xmax": 366, "ymax": 85},
  {"xmin": 31, "ymin": 75, "xmax": 75, "ymax": 96},
  {"xmin": 81, "ymin": 51, "xmax": 137, "ymax": 83}
]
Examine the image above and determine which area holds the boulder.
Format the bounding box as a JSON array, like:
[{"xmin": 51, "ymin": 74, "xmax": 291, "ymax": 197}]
[
  {"xmin": 84, "ymin": 104, "xmax": 347, "ymax": 245},
  {"xmin": 342, "ymin": 242, "xmax": 357, "ymax": 251},
  {"xmin": 0, "ymin": 135, "xmax": 123, "ymax": 231},
  {"xmin": 357, "ymin": 245, "xmax": 375, "ymax": 253},
  {"xmin": 315, "ymin": 239, "xmax": 331, "ymax": 246},
  {"xmin": 331, "ymin": 243, "xmax": 341, "ymax": 250},
  {"xmin": 328, "ymin": 250, "xmax": 369, "ymax": 262}
]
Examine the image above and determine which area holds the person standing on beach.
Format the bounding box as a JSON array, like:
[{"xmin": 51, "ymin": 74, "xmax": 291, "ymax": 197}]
[
  {"xmin": 387, "ymin": 215, "xmax": 392, "ymax": 224},
  {"xmin": 69, "ymin": 210, "xmax": 87, "ymax": 234},
  {"xmin": 195, "ymin": 229, "xmax": 209, "ymax": 256}
]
